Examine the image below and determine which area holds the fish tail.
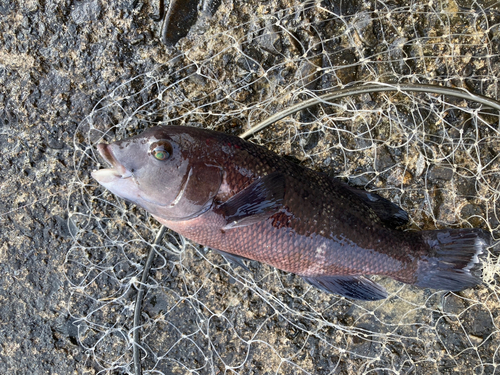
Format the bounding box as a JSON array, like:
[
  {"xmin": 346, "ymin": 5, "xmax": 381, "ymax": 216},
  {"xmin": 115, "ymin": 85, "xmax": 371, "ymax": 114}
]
[{"xmin": 415, "ymin": 228, "xmax": 490, "ymax": 291}]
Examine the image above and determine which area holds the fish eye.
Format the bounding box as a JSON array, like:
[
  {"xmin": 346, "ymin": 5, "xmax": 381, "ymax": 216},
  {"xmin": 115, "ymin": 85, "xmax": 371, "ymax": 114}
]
[{"xmin": 150, "ymin": 141, "xmax": 173, "ymax": 161}]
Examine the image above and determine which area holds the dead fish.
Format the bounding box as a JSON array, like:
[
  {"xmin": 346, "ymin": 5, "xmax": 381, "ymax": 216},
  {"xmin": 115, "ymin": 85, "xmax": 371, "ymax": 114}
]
[{"xmin": 92, "ymin": 126, "xmax": 490, "ymax": 300}]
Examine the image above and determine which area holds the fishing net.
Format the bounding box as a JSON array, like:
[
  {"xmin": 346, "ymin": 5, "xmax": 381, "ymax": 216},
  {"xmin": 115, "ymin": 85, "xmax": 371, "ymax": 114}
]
[{"xmin": 68, "ymin": 0, "xmax": 500, "ymax": 373}]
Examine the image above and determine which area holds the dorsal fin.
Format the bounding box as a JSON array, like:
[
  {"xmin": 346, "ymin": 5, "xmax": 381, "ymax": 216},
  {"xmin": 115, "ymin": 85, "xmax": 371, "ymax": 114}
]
[{"xmin": 338, "ymin": 180, "xmax": 408, "ymax": 228}]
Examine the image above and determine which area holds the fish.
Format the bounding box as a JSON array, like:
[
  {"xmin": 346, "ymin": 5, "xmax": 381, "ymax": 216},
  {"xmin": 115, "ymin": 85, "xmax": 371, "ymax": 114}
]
[{"xmin": 91, "ymin": 125, "xmax": 490, "ymax": 300}]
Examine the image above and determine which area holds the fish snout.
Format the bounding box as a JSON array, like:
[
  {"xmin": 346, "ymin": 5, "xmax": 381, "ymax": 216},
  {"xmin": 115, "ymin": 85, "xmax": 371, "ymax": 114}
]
[{"xmin": 92, "ymin": 143, "xmax": 129, "ymax": 182}]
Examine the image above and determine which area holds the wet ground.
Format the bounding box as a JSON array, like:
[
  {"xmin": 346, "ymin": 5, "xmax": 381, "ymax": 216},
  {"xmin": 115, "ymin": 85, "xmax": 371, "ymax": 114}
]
[{"xmin": 1, "ymin": 0, "xmax": 499, "ymax": 374}]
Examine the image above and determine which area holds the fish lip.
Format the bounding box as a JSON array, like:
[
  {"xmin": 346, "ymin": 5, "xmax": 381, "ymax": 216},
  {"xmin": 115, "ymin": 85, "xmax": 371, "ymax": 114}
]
[{"xmin": 94, "ymin": 143, "xmax": 129, "ymax": 178}]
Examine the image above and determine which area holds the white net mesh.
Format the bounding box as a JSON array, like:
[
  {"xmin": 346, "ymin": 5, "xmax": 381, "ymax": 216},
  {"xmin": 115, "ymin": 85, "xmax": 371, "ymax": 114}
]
[{"xmin": 68, "ymin": 0, "xmax": 500, "ymax": 373}]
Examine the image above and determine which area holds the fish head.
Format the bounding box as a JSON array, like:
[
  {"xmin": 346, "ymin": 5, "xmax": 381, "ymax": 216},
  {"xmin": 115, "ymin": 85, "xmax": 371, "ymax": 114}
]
[{"xmin": 91, "ymin": 126, "xmax": 222, "ymax": 220}]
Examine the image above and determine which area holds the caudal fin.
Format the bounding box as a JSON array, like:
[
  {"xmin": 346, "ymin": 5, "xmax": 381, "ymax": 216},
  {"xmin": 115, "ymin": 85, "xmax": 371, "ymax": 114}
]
[{"xmin": 415, "ymin": 228, "xmax": 490, "ymax": 291}]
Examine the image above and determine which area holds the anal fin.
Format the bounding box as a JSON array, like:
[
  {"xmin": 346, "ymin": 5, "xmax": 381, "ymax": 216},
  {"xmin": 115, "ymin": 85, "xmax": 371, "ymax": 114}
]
[{"xmin": 302, "ymin": 275, "xmax": 388, "ymax": 301}]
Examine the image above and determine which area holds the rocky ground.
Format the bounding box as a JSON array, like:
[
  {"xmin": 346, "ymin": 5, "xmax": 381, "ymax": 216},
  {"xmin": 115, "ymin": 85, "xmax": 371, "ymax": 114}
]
[
  {"xmin": 1, "ymin": 0, "xmax": 499, "ymax": 374},
  {"xmin": 0, "ymin": 1, "xmax": 171, "ymax": 373}
]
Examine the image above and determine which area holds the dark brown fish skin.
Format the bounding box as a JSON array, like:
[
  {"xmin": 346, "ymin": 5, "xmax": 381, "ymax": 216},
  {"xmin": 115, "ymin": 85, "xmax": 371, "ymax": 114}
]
[
  {"xmin": 158, "ymin": 140, "xmax": 415, "ymax": 280},
  {"xmin": 92, "ymin": 126, "xmax": 489, "ymax": 300}
]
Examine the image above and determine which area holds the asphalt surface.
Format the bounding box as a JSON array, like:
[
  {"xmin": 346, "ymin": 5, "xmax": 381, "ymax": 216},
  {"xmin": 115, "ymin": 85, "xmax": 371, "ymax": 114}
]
[{"xmin": 1, "ymin": 0, "xmax": 499, "ymax": 374}]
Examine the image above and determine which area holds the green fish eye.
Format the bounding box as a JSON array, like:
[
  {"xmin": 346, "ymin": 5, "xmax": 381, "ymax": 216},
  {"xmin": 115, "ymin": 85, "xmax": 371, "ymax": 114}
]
[
  {"xmin": 150, "ymin": 141, "xmax": 172, "ymax": 161},
  {"xmin": 154, "ymin": 149, "xmax": 167, "ymax": 160}
]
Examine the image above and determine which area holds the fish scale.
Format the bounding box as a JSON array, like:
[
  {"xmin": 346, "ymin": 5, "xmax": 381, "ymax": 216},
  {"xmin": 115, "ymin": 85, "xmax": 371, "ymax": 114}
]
[{"xmin": 92, "ymin": 125, "xmax": 490, "ymax": 300}]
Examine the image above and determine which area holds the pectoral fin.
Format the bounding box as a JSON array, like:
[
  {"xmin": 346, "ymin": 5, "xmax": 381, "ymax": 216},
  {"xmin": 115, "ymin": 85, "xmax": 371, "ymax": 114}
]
[
  {"xmin": 215, "ymin": 172, "xmax": 285, "ymax": 230},
  {"xmin": 302, "ymin": 275, "xmax": 388, "ymax": 301}
]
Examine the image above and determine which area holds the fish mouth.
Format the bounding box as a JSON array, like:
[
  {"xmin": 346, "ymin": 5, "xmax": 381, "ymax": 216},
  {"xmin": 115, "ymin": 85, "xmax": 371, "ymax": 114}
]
[{"xmin": 91, "ymin": 143, "xmax": 131, "ymax": 183}]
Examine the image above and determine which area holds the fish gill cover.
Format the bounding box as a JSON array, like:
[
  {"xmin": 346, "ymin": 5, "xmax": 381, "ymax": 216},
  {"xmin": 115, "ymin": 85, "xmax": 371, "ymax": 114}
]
[{"xmin": 68, "ymin": 0, "xmax": 500, "ymax": 373}]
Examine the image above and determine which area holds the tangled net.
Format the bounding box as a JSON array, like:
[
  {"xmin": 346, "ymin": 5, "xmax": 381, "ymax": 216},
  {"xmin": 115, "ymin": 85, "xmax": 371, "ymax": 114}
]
[{"xmin": 68, "ymin": 1, "xmax": 500, "ymax": 373}]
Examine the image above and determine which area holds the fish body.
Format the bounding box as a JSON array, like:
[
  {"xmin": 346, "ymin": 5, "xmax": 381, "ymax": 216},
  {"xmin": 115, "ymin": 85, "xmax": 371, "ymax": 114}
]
[{"xmin": 92, "ymin": 126, "xmax": 490, "ymax": 300}]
